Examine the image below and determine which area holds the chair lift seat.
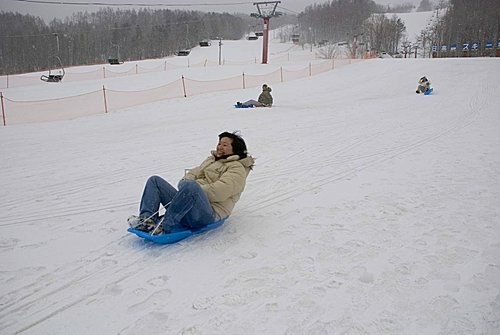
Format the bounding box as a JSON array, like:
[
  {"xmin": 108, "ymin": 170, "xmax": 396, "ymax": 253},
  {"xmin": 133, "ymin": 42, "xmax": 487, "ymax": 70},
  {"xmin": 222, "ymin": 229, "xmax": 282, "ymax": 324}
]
[
  {"xmin": 41, "ymin": 74, "xmax": 63, "ymax": 82},
  {"xmin": 40, "ymin": 56, "xmax": 65, "ymax": 83},
  {"xmin": 108, "ymin": 58, "xmax": 123, "ymax": 65}
]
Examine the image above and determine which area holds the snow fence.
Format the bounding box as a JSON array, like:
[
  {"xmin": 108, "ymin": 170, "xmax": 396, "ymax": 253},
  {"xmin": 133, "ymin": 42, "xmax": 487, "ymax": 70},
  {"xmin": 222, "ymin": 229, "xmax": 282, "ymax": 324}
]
[{"xmin": 1, "ymin": 58, "xmax": 358, "ymax": 126}]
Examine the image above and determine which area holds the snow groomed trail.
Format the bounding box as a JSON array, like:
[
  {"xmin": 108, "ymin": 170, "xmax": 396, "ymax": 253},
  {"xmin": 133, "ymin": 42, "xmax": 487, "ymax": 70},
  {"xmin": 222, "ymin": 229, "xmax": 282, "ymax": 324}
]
[{"xmin": 0, "ymin": 54, "xmax": 499, "ymax": 334}]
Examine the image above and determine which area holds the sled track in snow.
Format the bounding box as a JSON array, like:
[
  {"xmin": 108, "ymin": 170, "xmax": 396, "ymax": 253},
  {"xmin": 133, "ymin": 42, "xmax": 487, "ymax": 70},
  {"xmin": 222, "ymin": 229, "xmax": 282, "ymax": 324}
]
[
  {"xmin": 0, "ymin": 232, "xmax": 199, "ymax": 333},
  {"xmin": 0, "ymin": 62, "xmax": 497, "ymax": 334},
  {"xmin": 240, "ymin": 83, "xmax": 488, "ymax": 215}
]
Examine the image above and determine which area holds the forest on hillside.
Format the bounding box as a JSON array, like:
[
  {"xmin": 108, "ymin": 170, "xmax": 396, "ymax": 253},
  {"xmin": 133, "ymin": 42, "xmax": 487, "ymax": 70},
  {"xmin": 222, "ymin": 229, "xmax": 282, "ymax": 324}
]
[
  {"xmin": 297, "ymin": 0, "xmax": 498, "ymax": 58},
  {"xmin": 435, "ymin": 0, "xmax": 499, "ymax": 52},
  {"xmin": 297, "ymin": 0, "xmax": 406, "ymax": 56},
  {"xmin": 0, "ymin": 9, "xmax": 252, "ymax": 75},
  {"xmin": 1, "ymin": 0, "xmax": 498, "ymax": 75}
]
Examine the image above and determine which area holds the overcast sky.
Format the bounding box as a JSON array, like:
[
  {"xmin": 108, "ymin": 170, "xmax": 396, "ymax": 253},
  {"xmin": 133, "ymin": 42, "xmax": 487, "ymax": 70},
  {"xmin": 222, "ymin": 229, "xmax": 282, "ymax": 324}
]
[{"xmin": 2, "ymin": 0, "xmax": 417, "ymax": 22}]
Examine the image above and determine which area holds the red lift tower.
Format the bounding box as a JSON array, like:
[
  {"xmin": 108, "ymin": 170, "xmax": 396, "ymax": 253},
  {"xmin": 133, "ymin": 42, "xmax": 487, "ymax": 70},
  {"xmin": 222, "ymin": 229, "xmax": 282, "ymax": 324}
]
[{"xmin": 251, "ymin": 1, "xmax": 281, "ymax": 64}]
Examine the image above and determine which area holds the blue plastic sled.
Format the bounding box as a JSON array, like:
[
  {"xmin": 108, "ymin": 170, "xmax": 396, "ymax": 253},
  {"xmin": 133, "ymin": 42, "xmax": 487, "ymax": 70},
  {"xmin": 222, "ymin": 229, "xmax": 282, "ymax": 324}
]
[
  {"xmin": 234, "ymin": 104, "xmax": 253, "ymax": 108},
  {"xmin": 127, "ymin": 217, "xmax": 227, "ymax": 244},
  {"xmin": 424, "ymin": 88, "xmax": 434, "ymax": 95}
]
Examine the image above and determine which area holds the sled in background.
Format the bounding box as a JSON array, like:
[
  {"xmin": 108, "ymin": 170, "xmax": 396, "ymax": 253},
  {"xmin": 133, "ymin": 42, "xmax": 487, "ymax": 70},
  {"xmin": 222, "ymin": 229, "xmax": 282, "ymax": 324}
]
[{"xmin": 234, "ymin": 103, "xmax": 254, "ymax": 108}]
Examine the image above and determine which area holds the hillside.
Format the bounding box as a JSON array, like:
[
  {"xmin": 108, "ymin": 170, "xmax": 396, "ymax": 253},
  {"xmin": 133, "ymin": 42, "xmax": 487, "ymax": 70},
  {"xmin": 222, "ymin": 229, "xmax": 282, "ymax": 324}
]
[{"xmin": 1, "ymin": 23, "xmax": 499, "ymax": 335}]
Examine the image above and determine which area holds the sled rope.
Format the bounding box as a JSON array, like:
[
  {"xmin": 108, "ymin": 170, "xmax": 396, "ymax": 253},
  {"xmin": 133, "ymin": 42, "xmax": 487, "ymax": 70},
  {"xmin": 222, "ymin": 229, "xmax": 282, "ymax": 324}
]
[{"xmin": 144, "ymin": 201, "xmax": 171, "ymax": 235}]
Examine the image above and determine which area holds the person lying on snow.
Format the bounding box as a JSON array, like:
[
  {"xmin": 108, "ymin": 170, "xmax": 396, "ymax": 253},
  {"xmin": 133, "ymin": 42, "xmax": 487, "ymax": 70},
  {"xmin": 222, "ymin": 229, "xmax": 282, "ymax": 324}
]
[
  {"xmin": 416, "ymin": 76, "xmax": 431, "ymax": 94},
  {"xmin": 128, "ymin": 131, "xmax": 254, "ymax": 235},
  {"xmin": 237, "ymin": 84, "xmax": 273, "ymax": 107}
]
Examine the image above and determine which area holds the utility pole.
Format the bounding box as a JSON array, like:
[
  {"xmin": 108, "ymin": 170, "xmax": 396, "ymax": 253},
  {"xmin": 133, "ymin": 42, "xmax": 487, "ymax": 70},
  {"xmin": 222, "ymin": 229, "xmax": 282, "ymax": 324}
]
[
  {"xmin": 53, "ymin": 33, "xmax": 60, "ymax": 54},
  {"xmin": 251, "ymin": 1, "xmax": 281, "ymax": 64},
  {"xmin": 352, "ymin": 34, "xmax": 358, "ymax": 59},
  {"xmin": 218, "ymin": 37, "xmax": 223, "ymax": 65}
]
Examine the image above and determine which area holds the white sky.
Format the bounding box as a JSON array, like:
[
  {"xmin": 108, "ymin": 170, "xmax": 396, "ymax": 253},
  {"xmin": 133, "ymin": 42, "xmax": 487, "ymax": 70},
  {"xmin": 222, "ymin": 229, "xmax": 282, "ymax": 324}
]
[{"xmin": 2, "ymin": 0, "xmax": 417, "ymax": 22}]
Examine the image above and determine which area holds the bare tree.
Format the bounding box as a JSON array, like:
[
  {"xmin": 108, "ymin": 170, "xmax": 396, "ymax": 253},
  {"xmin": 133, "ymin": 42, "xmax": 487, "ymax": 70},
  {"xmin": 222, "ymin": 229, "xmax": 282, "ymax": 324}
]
[
  {"xmin": 317, "ymin": 43, "xmax": 338, "ymax": 59},
  {"xmin": 298, "ymin": 0, "xmax": 377, "ymax": 46},
  {"xmin": 417, "ymin": 0, "xmax": 434, "ymax": 12},
  {"xmin": 363, "ymin": 14, "xmax": 407, "ymax": 55},
  {"xmin": 386, "ymin": 3, "xmax": 416, "ymax": 13}
]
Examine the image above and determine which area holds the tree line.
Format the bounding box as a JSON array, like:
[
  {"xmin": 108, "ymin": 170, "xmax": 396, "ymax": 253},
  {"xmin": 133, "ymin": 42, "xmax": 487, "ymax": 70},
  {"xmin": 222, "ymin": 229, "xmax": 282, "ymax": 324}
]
[
  {"xmin": 1, "ymin": 0, "xmax": 497, "ymax": 75},
  {"xmin": 0, "ymin": 9, "xmax": 248, "ymax": 75},
  {"xmin": 435, "ymin": 0, "xmax": 499, "ymax": 52},
  {"xmin": 297, "ymin": 0, "xmax": 498, "ymax": 58},
  {"xmin": 297, "ymin": 0, "xmax": 407, "ymax": 56}
]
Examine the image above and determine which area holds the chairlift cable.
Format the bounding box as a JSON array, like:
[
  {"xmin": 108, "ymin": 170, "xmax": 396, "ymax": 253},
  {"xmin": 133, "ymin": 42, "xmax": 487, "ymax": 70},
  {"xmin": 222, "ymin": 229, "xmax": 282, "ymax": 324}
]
[
  {"xmin": 15, "ymin": 0, "xmax": 252, "ymax": 7},
  {"xmin": 1, "ymin": 16, "xmax": 236, "ymax": 39}
]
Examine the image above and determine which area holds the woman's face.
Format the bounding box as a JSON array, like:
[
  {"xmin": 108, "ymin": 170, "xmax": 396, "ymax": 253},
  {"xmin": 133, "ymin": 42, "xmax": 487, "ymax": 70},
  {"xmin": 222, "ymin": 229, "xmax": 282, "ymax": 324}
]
[{"xmin": 216, "ymin": 137, "xmax": 234, "ymax": 157}]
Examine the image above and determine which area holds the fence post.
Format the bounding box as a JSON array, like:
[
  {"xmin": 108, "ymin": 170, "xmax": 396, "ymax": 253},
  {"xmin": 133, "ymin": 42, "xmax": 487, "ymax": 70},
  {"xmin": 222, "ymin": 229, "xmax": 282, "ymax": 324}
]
[
  {"xmin": 135, "ymin": 64, "xmax": 138, "ymax": 74},
  {"xmin": 181, "ymin": 76, "xmax": 187, "ymax": 97},
  {"xmin": 164, "ymin": 61, "xmax": 167, "ymax": 71},
  {"xmin": 1, "ymin": 92, "xmax": 6, "ymax": 126},
  {"xmin": 242, "ymin": 73, "xmax": 245, "ymax": 89},
  {"xmin": 102, "ymin": 86, "xmax": 108, "ymax": 113},
  {"xmin": 6, "ymin": 74, "xmax": 9, "ymax": 89},
  {"xmin": 280, "ymin": 67, "xmax": 283, "ymax": 82},
  {"xmin": 309, "ymin": 63, "xmax": 312, "ymax": 76}
]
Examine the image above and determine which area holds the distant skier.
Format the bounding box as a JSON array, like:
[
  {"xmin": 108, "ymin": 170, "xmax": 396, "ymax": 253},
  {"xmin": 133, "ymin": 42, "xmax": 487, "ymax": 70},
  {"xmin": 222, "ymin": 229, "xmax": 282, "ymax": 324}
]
[
  {"xmin": 237, "ymin": 84, "xmax": 273, "ymax": 107},
  {"xmin": 416, "ymin": 76, "xmax": 431, "ymax": 94}
]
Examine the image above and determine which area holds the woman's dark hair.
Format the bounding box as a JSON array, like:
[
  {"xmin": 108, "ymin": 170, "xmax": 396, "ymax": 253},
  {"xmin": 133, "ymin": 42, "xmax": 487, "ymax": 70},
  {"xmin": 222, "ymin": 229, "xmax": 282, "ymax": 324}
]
[{"xmin": 219, "ymin": 131, "xmax": 247, "ymax": 158}]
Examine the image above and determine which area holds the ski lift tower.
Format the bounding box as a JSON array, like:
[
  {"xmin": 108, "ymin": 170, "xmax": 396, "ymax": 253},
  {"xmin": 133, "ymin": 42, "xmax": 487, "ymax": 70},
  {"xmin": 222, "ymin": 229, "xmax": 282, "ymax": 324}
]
[{"xmin": 251, "ymin": 1, "xmax": 281, "ymax": 64}]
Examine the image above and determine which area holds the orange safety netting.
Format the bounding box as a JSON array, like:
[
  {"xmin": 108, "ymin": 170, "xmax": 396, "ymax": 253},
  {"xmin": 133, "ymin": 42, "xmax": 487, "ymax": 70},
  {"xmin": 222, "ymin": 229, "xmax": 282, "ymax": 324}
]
[{"xmin": 1, "ymin": 59, "xmax": 361, "ymax": 126}]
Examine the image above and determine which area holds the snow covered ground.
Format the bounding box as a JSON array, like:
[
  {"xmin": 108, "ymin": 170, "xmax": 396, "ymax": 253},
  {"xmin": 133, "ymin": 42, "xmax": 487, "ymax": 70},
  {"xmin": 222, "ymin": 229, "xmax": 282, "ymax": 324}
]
[
  {"xmin": 390, "ymin": 11, "xmax": 435, "ymax": 43},
  {"xmin": 1, "ymin": 30, "xmax": 500, "ymax": 334}
]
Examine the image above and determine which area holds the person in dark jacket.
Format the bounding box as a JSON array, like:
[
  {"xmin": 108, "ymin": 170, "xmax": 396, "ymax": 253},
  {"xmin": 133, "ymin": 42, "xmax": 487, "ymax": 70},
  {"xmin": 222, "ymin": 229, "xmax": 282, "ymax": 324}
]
[
  {"xmin": 128, "ymin": 132, "xmax": 254, "ymax": 235},
  {"xmin": 416, "ymin": 76, "xmax": 431, "ymax": 94},
  {"xmin": 237, "ymin": 84, "xmax": 273, "ymax": 107},
  {"xmin": 257, "ymin": 84, "xmax": 273, "ymax": 106}
]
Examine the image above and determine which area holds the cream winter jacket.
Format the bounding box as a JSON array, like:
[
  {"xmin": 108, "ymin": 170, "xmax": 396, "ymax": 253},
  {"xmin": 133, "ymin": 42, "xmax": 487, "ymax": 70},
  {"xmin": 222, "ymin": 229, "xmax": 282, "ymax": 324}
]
[{"xmin": 184, "ymin": 152, "xmax": 255, "ymax": 219}]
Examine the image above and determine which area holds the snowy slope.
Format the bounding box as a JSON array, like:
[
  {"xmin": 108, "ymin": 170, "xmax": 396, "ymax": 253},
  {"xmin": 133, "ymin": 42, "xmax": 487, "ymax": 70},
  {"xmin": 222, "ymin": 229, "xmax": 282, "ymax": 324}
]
[
  {"xmin": 390, "ymin": 11, "xmax": 435, "ymax": 43},
  {"xmin": 1, "ymin": 36, "xmax": 500, "ymax": 334}
]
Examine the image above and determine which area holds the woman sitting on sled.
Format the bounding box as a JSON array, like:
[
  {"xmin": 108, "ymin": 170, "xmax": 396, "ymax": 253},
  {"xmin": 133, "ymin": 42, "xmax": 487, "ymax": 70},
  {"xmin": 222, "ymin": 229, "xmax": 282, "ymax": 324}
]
[
  {"xmin": 416, "ymin": 76, "xmax": 431, "ymax": 94},
  {"xmin": 128, "ymin": 131, "xmax": 254, "ymax": 235}
]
